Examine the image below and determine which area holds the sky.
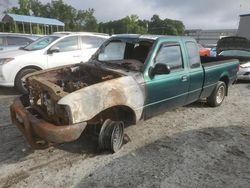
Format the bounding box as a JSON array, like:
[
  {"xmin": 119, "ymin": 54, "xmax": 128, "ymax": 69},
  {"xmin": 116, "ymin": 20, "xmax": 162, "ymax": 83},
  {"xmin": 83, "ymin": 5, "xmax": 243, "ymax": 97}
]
[{"xmin": 1, "ymin": 0, "xmax": 250, "ymax": 29}]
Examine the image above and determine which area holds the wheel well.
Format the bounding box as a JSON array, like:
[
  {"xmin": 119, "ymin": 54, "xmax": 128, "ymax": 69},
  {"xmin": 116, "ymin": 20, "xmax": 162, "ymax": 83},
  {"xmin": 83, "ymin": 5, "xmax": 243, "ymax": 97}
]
[
  {"xmin": 15, "ymin": 66, "xmax": 42, "ymax": 82},
  {"xmin": 219, "ymin": 76, "xmax": 229, "ymax": 95},
  {"xmin": 89, "ymin": 105, "xmax": 136, "ymax": 127}
]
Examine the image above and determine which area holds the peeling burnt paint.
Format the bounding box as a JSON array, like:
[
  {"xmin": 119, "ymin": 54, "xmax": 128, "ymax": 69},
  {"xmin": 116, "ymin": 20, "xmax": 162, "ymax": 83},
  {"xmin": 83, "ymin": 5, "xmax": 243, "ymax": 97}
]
[
  {"xmin": 10, "ymin": 34, "xmax": 155, "ymax": 148},
  {"xmin": 58, "ymin": 75, "xmax": 145, "ymax": 124},
  {"xmin": 26, "ymin": 63, "xmax": 125, "ymax": 125},
  {"xmin": 10, "ymin": 62, "xmax": 145, "ymax": 148},
  {"xmin": 10, "ymin": 96, "xmax": 87, "ymax": 148}
]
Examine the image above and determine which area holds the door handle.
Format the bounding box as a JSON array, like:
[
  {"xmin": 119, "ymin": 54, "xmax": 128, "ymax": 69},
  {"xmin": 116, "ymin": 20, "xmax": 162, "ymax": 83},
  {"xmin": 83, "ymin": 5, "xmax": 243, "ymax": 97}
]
[
  {"xmin": 181, "ymin": 75, "xmax": 188, "ymax": 82},
  {"xmin": 73, "ymin": 55, "xmax": 80, "ymax": 58},
  {"xmin": 0, "ymin": 48, "xmax": 3, "ymax": 50}
]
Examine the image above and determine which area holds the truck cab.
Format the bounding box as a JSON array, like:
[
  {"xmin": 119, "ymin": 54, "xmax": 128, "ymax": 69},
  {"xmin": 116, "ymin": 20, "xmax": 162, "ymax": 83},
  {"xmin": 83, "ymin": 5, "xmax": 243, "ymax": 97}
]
[{"xmin": 143, "ymin": 36, "xmax": 204, "ymax": 118}]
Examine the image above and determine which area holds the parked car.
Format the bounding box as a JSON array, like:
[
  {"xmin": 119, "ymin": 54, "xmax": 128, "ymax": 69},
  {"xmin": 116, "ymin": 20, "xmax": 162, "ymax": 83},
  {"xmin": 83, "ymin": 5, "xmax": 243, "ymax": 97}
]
[
  {"xmin": 10, "ymin": 34, "xmax": 239, "ymax": 152},
  {"xmin": 198, "ymin": 44, "xmax": 210, "ymax": 56},
  {"xmin": 219, "ymin": 50, "xmax": 250, "ymax": 80},
  {"xmin": 217, "ymin": 36, "xmax": 250, "ymax": 80},
  {"xmin": 0, "ymin": 32, "xmax": 109, "ymax": 93},
  {"xmin": 0, "ymin": 33, "xmax": 40, "ymax": 52}
]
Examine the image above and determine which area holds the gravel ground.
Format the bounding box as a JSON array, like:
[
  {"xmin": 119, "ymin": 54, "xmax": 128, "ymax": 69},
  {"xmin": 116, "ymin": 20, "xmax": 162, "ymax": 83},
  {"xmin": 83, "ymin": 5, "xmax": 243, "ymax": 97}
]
[{"xmin": 0, "ymin": 83, "xmax": 250, "ymax": 188}]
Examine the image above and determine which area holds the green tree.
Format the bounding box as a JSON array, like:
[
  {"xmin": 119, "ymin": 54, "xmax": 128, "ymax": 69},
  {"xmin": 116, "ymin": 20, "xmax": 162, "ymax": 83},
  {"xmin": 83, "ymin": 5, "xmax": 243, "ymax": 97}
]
[
  {"xmin": 6, "ymin": 1, "xmax": 185, "ymax": 35},
  {"xmin": 148, "ymin": 14, "xmax": 185, "ymax": 35},
  {"xmin": 9, "ymin": 0, "xmax": 32, "ymax": 15},
  {"xmin": 8, "ymin": 0, "xmax": 98, "ymax": 32},
  {"xmin": 99, "ymin": 14, "xmax": 147, "ymax": 34},
  {"xmin": 76, "ymin": 9, "xmax": 98, "ymax": 32}
]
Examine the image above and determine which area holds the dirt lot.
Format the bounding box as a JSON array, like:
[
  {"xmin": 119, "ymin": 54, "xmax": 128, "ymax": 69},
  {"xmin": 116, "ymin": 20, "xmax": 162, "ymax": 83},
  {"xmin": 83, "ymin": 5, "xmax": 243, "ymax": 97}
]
[{"xmin": 0, "ymin": 83, "xmax": 250, "ymax": 188}]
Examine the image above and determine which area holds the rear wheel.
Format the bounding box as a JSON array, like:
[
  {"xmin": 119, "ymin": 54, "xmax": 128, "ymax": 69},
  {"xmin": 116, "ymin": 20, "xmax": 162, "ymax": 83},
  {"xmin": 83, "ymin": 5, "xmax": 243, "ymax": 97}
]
[
  {"xmin": 15, "ymin": 68, "xmax": 38, "ymax": 94},
  {"xmin": 98, "ymin": 119, "xmax": 124, "ymax": 153},
  {"xmin": 207, "ymin": 81, "xmax": 226, "ymax": 107}
]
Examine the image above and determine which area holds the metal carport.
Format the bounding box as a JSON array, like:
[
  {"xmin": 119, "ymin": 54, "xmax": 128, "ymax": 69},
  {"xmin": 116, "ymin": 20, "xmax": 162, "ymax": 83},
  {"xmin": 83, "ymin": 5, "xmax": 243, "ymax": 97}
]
[{"xmin": 1, "ymin": 13, "xmax": 65, "ymax": 34}]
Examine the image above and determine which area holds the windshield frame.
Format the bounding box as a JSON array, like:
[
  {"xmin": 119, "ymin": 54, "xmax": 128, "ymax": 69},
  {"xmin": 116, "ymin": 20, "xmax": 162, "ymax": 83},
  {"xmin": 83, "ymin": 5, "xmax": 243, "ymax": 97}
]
[{"xmin": 91, "ymin": 37, "xmax": 154, "ymax": 72}]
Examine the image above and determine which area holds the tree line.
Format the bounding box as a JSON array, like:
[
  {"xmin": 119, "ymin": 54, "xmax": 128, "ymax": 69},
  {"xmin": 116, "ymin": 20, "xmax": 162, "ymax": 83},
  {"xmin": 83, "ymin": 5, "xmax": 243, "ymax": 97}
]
[{"xmin": 1, "ymin": 0, "xmax": 185, "ymax": 35}]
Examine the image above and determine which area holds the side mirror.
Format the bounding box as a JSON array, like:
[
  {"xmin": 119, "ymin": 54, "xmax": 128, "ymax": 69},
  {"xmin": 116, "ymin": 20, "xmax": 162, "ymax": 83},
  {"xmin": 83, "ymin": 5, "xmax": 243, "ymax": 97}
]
[
  {"xmin": 149, "ymin": 63, "xmax": 171, "ymax": 77},
  {"xmin": 48, "ymin": 46, "xmax": 60, "ymax": 54}
]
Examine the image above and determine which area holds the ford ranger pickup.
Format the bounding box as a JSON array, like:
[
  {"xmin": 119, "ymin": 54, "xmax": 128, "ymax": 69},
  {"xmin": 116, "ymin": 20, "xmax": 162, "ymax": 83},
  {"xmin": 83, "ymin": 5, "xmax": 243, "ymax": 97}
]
[{"xmin": 10, "ymin": 34, "xmax": 239, "ymax": 152}]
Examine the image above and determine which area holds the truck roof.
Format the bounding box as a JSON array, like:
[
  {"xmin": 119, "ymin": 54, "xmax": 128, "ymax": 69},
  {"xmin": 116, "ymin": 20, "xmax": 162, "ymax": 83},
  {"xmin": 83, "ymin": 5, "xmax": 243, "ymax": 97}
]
[{"xmin": 111, "ymin": 34, "xmax": 194, "ymax": 41}]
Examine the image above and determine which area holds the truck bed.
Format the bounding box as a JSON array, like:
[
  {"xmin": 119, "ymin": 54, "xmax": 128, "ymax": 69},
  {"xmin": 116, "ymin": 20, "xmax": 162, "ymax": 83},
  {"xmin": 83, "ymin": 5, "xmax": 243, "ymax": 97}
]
[
  {"xmin": 200, "ymin": 56, "xmax": 238, "ymax": 67},
  {"xmin": 199, "ymin": 56, "xmax": 239, "ymax": 99}
]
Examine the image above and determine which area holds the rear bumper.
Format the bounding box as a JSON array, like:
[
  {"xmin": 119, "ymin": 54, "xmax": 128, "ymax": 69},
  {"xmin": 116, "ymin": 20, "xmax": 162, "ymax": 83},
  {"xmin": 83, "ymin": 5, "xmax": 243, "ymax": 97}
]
[
  {"xmin": 237, "ymin": 75, "xmax": 250, "ymax": 80},
  {"xmin": 0, "ymin": 65, "xmax": 15, "ymax": 87},
  {"xmin": 237, "ymin": 67, "xmax": 250, "ymax": 80},
  {"xmin": 0, "ymin": 80, "xmax": 14, "ymax": 87},
  {"xmin": 10, "ymin": 96, "xmax": 87, "ymax": 149}
]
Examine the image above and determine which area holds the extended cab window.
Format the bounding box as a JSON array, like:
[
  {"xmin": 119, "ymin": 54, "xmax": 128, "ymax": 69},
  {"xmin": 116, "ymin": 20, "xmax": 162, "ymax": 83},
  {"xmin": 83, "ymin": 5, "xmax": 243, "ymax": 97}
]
[
  {"xmin": 186, "ymin": 42, "xmax": 201, "ymax": 68},
  {"xmin": 155, "ymin": 44, "xmax": 183, "ymax": 71},
  {"xmin": 53, "ymin": 36, "xmax": 79, "ymax": 52}
]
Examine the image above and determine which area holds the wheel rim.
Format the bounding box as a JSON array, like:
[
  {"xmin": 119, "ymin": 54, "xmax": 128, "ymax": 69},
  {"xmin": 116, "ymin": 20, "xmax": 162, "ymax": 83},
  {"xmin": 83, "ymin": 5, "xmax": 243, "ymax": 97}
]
[
  {"xmin": 216, "ymin": 85, "xmax": 225, "ymax": 104},
  {"xmin": 98, "ymin": 119, "xmax": 124, "ymax": 153},
  {"xmin": 111, "ymin": 122, "xmax": 124, "ymax": 152}
]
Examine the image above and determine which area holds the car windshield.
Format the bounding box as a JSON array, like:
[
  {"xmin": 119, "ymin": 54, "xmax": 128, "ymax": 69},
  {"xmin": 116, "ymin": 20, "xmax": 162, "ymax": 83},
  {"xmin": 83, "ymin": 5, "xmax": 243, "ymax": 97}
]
[
  {"xmin": 23, "ymin": 36, "xmax": 59, "ymax": 51},
  {"xmin": 96, "ymin": 39, "xmax": 153, "ymax": 71},
  {"xmin": 219, "ymin": 50, "xmax": 250, "ymax": 57},
  {"xmin": 95, "ymin": 39, "xmax": 153, "ymax": 71}
]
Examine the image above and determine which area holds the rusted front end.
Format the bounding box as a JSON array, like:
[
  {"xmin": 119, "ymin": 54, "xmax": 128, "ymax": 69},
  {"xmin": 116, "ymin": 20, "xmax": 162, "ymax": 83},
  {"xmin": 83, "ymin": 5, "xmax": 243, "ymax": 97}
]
[{"xmin": 10, "ymin": 95, "xmax": 87, "ymax": 149}]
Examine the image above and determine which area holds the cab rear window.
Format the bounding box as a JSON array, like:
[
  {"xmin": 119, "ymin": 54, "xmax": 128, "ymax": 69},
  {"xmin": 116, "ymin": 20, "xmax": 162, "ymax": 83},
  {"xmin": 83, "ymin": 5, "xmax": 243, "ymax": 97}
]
[{"xmin": 186, "ymin": 42, "xmax": 201, "ymax": 68}]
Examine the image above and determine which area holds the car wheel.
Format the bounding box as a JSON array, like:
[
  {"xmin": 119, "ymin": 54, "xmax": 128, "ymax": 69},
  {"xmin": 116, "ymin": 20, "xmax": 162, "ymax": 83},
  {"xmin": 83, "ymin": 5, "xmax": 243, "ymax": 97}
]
[
  {"xmin": 207, "ymin": 81, "xmax": 226, "ymax": 107},
  {"xmin": 98, "ymin": 119, "xmax": 124, "ymax": 153},
  {"xmin": 15, "ymin": 68, "xmax": 38, "ymax": 94}
]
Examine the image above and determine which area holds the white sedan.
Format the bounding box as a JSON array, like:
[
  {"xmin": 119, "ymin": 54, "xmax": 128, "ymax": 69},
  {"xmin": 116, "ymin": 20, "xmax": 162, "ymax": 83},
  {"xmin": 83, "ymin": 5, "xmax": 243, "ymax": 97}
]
[{"xmin": 0, "ymin": 32, "xmax": 109, "ymax": 93}]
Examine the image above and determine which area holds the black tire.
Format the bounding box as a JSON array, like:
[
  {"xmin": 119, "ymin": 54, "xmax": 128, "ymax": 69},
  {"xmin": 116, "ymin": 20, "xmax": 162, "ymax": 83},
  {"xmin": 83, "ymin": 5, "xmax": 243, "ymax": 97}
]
[
  {"xmin": 98, "ymin": 119, "xmax": 124, "ymax": 153},
  {"xmin": 207, "ymin": 81, "xmax": 226, "ymax": 107},
  {"xmin": 15, "ymin": 68, "xmax": 38, "ymax": 94}
]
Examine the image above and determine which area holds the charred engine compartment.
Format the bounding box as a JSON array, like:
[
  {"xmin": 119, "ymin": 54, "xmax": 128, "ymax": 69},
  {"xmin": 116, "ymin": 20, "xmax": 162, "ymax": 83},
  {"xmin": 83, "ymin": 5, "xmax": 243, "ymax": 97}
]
[
  {"xmin": 40, "ymin": 64, "xmax": 122, "ymax": 93},
  {"xmin": 26, "ymin": 64, "xmax": 123, "ymax": 125}
]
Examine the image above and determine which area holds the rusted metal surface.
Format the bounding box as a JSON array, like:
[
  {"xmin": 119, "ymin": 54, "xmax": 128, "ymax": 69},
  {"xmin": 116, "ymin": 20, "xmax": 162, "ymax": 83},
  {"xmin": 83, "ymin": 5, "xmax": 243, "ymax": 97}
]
[
  {"xmin": 11, "ymin": 63, "xmax": 145, "ymax": 149},
  {"xmin": 26, "ymin": 63, "xmax": 144, "ymax": 125},
  {"xmin": 10, "ymin": 97, "xmax": 87, "ymax": 149},
  {"xmin": 26, "ymin": 64, "xmax": 124, "ymax": 125},
  {"xmin": 58, "ymin": 75, "xmax": 145, "ymax": 124}
]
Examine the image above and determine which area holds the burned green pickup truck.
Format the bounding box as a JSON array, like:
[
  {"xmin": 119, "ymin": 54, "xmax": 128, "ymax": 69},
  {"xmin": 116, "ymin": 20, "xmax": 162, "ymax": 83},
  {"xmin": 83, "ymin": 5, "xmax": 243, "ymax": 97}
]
[{"xmin": 11, "ymin": 35, "xmax": 239, "ymax": 152}]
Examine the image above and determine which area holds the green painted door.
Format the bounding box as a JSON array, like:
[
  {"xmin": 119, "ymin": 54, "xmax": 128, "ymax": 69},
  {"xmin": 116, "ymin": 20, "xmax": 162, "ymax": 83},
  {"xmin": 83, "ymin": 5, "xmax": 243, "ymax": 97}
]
[{"xmin": 144, "ymin": 42, "xmax": 190, "ymax": 119}]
